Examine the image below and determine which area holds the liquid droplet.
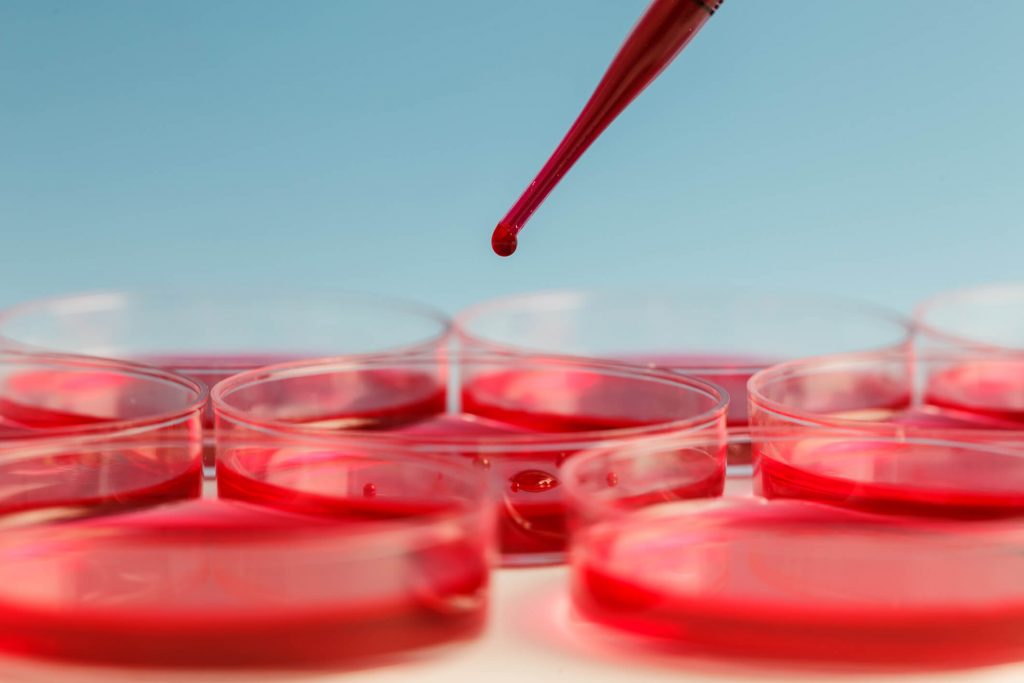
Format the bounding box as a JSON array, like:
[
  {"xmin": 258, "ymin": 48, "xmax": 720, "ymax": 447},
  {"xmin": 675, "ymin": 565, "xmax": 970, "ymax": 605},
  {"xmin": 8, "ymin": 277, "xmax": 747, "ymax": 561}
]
[
  {"xmin": 509, "ymin": 469, "xmax": 559, "ymax": 494},
  {"xmin": 606, "ymin": 472, "xmax": 619, "ymax": 487},
  {"xmin": 363, "ymin": 483, "xmax": 377, "ymax": 498},
  {"xmin": 491, "ymin": 222, "xmax": 518, "ymax": 257},
  {"xmin": 472, "ymin": 455, "xmax": 491, "ymax": 470}
]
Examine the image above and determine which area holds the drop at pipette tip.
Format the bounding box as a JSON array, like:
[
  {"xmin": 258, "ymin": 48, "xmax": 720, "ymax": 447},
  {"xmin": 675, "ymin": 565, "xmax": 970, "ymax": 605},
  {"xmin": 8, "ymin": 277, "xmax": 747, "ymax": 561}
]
[{"xmin": 491, "ymin": 222, "xmax": 518, "ymax": 257}]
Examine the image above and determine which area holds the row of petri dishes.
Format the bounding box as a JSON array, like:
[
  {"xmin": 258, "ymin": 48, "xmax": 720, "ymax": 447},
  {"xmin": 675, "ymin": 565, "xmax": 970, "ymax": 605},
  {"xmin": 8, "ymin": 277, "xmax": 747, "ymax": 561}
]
[{"xmin": 0, "ymin": 283, "xmax": 1023, "ymax": 667}]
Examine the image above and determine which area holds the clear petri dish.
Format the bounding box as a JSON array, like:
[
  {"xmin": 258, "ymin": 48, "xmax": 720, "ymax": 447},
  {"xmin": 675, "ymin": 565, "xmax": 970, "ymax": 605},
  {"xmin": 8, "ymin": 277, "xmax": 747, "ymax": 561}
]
[
  {"xmin": 564, "ymin": 431, "xmax": 1024, "ymax": 664},
  {"xmin": 0, "ymin": 441, "xmax": 491, "ymax": 667},
  {"xmin": 0, "ymin": 289, "xmax": 451, "ymax": 475},
  {"xmin": 915, "ymin": 282, "xmax": 1024, "ymax": 353},
  {"xmin": 455, "ymin": 289, "xmax": 910, "ymax": 468},
  {"xmin": 0, "ymin": 352, "xmax": 205, "ymax": 517},
  {"xmin": 212, "ymin": 351, "xmax": 727, "ymax": 566},
  {"xmin": 748, "ymin": 350, "xmax": 1024, "ymax": 516}
]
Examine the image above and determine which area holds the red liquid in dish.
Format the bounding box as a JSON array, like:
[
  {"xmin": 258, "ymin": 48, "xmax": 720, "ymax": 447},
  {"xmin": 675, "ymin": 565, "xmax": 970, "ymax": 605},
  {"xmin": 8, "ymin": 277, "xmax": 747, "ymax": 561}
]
[
  {"xmin": 493, "ymin": 0, "xmax": 722, "ymax": 255},
  {"xmin": 621, "ymin": 354, "xmax": 771, "ymax": 467},
  {"xmin": 0, "ymin": 454, "xmax": 201, "ymax": 519},
  {"xmin": 624, "ymin": 354, "xmax": 767, "ymax": 428},
  {"xmin": 0, "ymin": 499, "xmax": 487, "ymax": 666},
  {"xmin": 152, "ymin": 355, "xmax": 445, "ymax": 473},
  {"xmin": 572, "ymin": 498, "xmax": 1024, "ymax": 664},
  {"xmin": 926, "ymin": 359, "xmax": 1024, "ymax": 424},
  {"xmin": 464, "ymin": 370, "xmax": 725, "ymax": 558},
  {"xmin": 217, "ymin": 444, "xmax": 478, "ymax": 521},
  {"xmin": 758, "ymin": 437, "xmax": 1024, "ymax": 519},
  {"xmin": 753, "ymin": 360, "xmax": 1024, "ymax": 517},
  {"xmin": 220, "ymin": 412, "xmax": 723, "ymax": 561},
  {"xmin": 0, "ymin": 369, "xmax": 203, "ymax": 515},
  {"xmin": 1, "ymin": 368, "xmax": 154, "ymax": 430},
  {"xmin": 143, "ymin": 354, "xmax": 304, "ymax": 474},
  {"xmin": 217, "ymin": 367, "xmax": 724, "ymax": 560}
]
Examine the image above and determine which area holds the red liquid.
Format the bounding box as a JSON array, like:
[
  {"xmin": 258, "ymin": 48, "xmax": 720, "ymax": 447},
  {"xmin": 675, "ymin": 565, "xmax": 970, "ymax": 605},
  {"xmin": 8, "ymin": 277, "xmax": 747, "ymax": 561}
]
[
  {"xmin": 621, "ymin": 353, "xmax": 771, "ymax": 467},
  {"xmin": 465, "ymin": 371, "xmax": 725, "ymax": 559},
  {"xmin": 758, "ymin": 438, "xmax": 1024, "ymax": 519},
  {"xmin": 491, "ymin": 222, "xmax": 518, "ymax": 257},
  {"xmin": 750, "ymin": 360, "xmax": 1024, "ymax": 434},
  {"xmin": 626, "ymin": 353, "xmax": 767, "ymax": 426},
  {"xmin": 217, "ymin": 446, "xmax": 475, "ymax": 521},
  {"xmin": 217, "ymin": 367, "xmax": 725, "ymax": 562},
  {"xmin": 926, "ymin": 359, "xmax": 1024, "ymax": 424},
  {"xmin": 219, "ymin": 423, "xmax": 723, "ymax": 563},
  {"xmin": 0, "ymin": 369, "xmax": 203, "ymax": 516},
  {"xmin": 573, "ymin": 498, "xmax": 1024, "ymax": 664},
  {"xmin": 1, "ymin": 368, "xmax": 160, "ymax": 430},
  {"xmin": 0, "ymin": 453, "xmax": 201, "ymax": 519},
  {"xmin": 152, "ymin": 355, "xmax": 447, "ymax": 474},
  {"xmin": 493, "ymin": 0, "xmax": 722, "ymax": 255},
  {"xmin": 0, "ymin": 499, "xmax": 487, "ymax": 667},
  {"xmin": 752, "ymin": 360, "xmax": 1024, "ymax": 517},
  {"xmin": 144, "ymin": 354, "xmax": 303, "ymax": 474}
]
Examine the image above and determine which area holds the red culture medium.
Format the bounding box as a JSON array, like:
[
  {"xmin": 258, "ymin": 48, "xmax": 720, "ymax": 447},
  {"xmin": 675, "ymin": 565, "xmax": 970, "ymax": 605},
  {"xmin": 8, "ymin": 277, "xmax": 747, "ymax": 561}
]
[
  {"xmin": 750, "ymin": 357, "xmax": 1024, "ymax": 518},
  {"xmin": 493, "ymin": 0, "xmax": 722, "ymax": 255},
  {"xmin": 624, "ymin": 354, "xmax": 765, "ymax": 428},
  {"xmin": 214, "ymin": 363, "xmax": 726, "ymax": 562},
  {"xmin": 0, "ymin": 454, "xmax": 201, "ymax": 518},
  {"xmin": 0, "ymin": 499, "xmax": 488, "ymax": 667},
  {"xmin": 0, "ymin": 369, "xmax": 486, "ymax": 667},
  {"xmin": 621, "ymin": 354, "xmax": 769, "ymax": 467},
  {"xmin": 571, "ymin": 497, "xmax": 1024, "ymax": 665},
  {"xmin": 758, "ymin": 438, "xmax": 1024, "ymax": 519},
  {"xmin": 0, "ymin": 362, "xmax": 204, "ymax": 517}
]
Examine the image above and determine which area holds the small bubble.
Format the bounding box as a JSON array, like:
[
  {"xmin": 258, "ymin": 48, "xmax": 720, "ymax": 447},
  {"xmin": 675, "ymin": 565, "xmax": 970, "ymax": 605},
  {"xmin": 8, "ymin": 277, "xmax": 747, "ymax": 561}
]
[
  {"xmin": 473, "ymin": 455, "xmax": 491, "ymax": 470},
  {"xmin": 606, "ymin": 472, "xmax": 619, "ymax": 487},
  {"xmin": 363, "ymin": 483, "xmax": 377, "ymax": 498}
]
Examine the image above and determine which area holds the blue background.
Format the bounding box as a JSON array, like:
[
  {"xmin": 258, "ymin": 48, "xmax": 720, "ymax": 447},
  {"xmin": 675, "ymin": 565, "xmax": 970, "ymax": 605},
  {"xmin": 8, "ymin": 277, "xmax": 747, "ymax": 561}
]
[{"xmin": 2, "ymin": 0, "xmax": 1021, "ymax": 314}]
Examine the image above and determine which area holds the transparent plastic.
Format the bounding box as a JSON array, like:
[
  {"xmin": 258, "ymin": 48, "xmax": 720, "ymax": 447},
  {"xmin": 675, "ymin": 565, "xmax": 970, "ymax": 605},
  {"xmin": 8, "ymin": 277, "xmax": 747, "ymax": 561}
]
[
  {"xmin": 0, "ymin": 352, "xmax": 205, "ymax": 516},
  {"xmin": 0, "ymin": 440, "xmax": 490, "ymax": 667},
  {"xmin": 748, "ymin": 351, "xmax": 1024, "ymax": 516},
  {"xmin": 916, "ymin": 282, "xmax": 1024, "ymax": 352},
  {"xmin": 212, "ymin": 352, "xmax": 727, "ymax": 565},
  {"xmin": 456, "ymin": 289, "xmax": 910, "ymax": 467},
  {"xmin": 0, "ymin": 289, "xmax": 451, "ymax": 475},
  {"xmin": 565, "ymin": 431, "xmax": 1024, "ymax": 665},
  {"xmin": 748, "ymin": 350, "xmax": 1024, "ymax": 439}
]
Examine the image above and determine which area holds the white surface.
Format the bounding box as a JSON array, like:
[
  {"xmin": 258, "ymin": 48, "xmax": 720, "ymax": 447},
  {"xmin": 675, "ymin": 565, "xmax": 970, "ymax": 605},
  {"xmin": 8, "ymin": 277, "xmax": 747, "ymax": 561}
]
[{"xmin": 0, "ymin": 565, "xmax": 1021, "ymax": 683}]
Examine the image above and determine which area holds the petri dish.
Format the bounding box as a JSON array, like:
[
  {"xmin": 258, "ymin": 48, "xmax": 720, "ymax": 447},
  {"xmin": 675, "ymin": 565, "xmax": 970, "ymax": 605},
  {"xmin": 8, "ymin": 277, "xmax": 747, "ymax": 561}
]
[
  {"xmin": 455, "ymin": 289, "xmax": 909, "ymax": 468},
  {"xmin": 0, "ymin": 352, "xmax": 205, "ymax": 517},
  {"xmin": 916, "ymin": 281, "xmax": 1024, "ymax": 353},
  {"xmin": 212, "ymin": 351, "xmax": 727, "ymax": 566},
  {"xmin": 0, "ymin": 442, "xmax": 491, "ymax": 667},
  {"xmin": 748, "ymin": 350, "xmax": 1024, "ymax": 516},
  {"xmin": 564, "ymin": 431, "xmax": 1024, "ymax": 664},
  {"xmin": 0, "ymin": 289, "xmax": 451, "ymax": 475}
]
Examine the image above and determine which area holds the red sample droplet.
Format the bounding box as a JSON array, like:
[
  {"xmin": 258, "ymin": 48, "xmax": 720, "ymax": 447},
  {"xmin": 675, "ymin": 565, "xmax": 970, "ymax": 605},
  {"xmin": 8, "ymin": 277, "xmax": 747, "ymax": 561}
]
[
  {"xmin": 509, "ymin": 470, "xmax": 559, "ymax": 494},
  {"xmin": 491, "ymin": 222, "xmax": 518, "ymax": 257},
  {"xmin": 362, "ymin": 483, "xmax": 377, "ymax": 498}
]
